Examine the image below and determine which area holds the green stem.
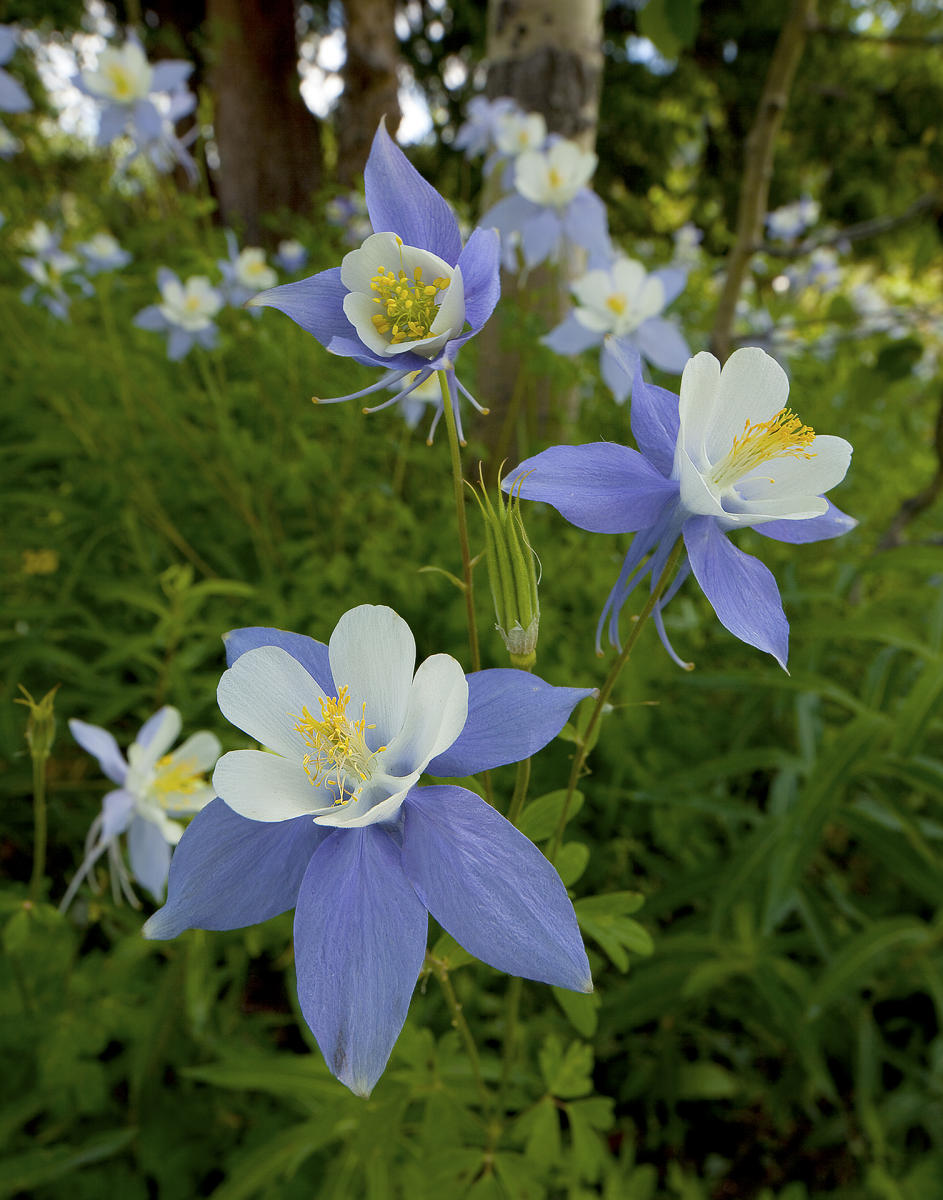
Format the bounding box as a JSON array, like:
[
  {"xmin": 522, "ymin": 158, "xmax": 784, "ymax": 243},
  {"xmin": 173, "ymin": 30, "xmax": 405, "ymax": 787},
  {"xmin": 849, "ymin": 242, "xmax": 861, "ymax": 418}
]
[
  {"xmin": 428, "ymin": 953, "xmax": 490, "ymax": 1108},
  {"xmin": 506, "ymin": 756, "xmax": 531, "ymax": 828},
  {"xmin": 28, "ymin": 753, "xmax": 48, "ymax": 904},
  {"xmin": 438, "ymin": 370, "xmax": 480, "ymax": 672},
  {"xmin": 548, "ymin": 538, "xmax": 686, "ymax": 863},
  {"xmin": 498, "ymin": 976, "xmax": 523, "ymax": 1103}
]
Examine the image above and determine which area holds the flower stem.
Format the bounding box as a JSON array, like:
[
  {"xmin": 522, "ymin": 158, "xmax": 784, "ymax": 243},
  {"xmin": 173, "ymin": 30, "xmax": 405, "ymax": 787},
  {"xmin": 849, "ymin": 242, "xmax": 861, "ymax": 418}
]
[
  {"xmin": 506, "ymin": 756, "xmax": 531, "ymax": 828},
  {"xmin": 428, "ymin": 952, "xmax": 490, "ymax": 1108},
  {"xmin": 28, "ymin": 752, "xmax": 48, "ymax": 905},
  {"xmin": 548, "ymin": 538, "xmax": 686, "ymax": 863},
  {"xmin": 438, "ymin": 370, "xmax": 481, "ymax": 672}
]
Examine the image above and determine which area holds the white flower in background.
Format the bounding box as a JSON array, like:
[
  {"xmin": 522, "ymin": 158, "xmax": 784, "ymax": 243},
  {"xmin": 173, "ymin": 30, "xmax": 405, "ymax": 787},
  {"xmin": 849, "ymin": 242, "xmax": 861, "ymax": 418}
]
[
  {"xmin": 63, "ymin": 706, "xmax": 220, "ymax": 908},
  {"xmin": 454, "ymin": 95, "xmax": 520, "ymax": 159},
  {"xmin": 20, "ymin": 249, "xmax": 90, "ymax": 321},
  {"xmin": 544, "ymin": 257, "xmax": 690, "ymax": 401},
  {"xmin": 159, "ymin": 274, "xmax": 222, "ymax": 331},
  {"xmin": 218, "ymin": 230, "xmax": 277, "ymax": 306},
  {"xmin": 77, "ymin": 231, "xmax": 132, "ymax": 274},
  {"xmin": 20, "ymin": 220, "xmax": 60, "ymax": 257},
  {"xmin": 82, "ymin": 39, "xmax": 153, "ymax": 104},
  {"xmin": 515, "ymin": 139, "xmax": 597, "ymax": 210},
  {"xmin": 275, "ymin": 239, "xmax": 308, "ymax": 273},
  {"xmin": 133, "ymin": 269, "xmax": 224, "ymax": 360},
  {"xmin": 766, "ymin": 196, "xmax": 820, "ymax": 241},
  {"xmin": 494, "ymin": 110, "xmax": 547, "ymax": 157},
  {"xmin": 572, "ymin": 258, "xmax": 667, "ymax": 337}
]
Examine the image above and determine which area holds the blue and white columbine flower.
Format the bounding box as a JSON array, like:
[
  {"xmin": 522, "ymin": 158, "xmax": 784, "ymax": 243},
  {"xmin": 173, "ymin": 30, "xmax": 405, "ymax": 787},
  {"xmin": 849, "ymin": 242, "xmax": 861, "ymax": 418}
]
[
  {"xmin": 79, "ymin": 35, "xmax": 196, "ymax": 177},
  {"xmin": 506, "ymin": 348, "xmax": 855, "ymax": 669},
  {"xmin": 249, "ymin": 122, "xmax": 501, "ymax": 442},
  {"xmin": 544, "ymin": 256, "xmax": 690, "ymax": 402},
  {"xmin": 63, "ymin": 707, "xmax": 219, "ymax": 909},
  {"xmin": 144, "ymin": 604, "xmax": 592, "ymax": 1096},
  {"xmin": 20, "ymin": 250, "xmax": 91, "ymax": 321},
  {"xmin": 0, "ymin": 26, "xmax": 31, "ymax": 113},
  {"xmin": 275, "ymin": 238, "xmax": 309, "ymax": 274},
  {"xmin": 766, "ymin": 196, "xmax": 820, "ymax": 242},
  {"xmin": 133, "ymin": 268, "xmax": 224, "ymax": 360},
  {"xmin": 482, "ymin": 137, "xmax": 610, "ymax": 270},
  {"xmin": 454, "ymin": 95, "xmax": 520, "ymax": 160},
  {"xmin": 77, "ymin": 231, "xmax": 132, "ymax": 274},
  {"xmin": 218, "ymin": 230, "xmax": 277, "ymax": 308}
]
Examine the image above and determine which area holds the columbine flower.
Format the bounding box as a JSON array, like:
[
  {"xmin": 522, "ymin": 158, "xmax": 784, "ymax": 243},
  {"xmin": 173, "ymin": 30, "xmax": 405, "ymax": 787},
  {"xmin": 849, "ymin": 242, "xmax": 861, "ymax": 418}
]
[
  {"xmin": 454, "ymin": 95, "xmax": 520, "ymax": 159},
  {"xmin": 384, "ymin": 368, "xmax": 443, "ymax": 435},
  {"xmin": 544, "ymin": 257, "xmax": 690, "ymax": 402},
  {"xmin": 62, "ymin": 707, "xmax": 219, "ymax": 909},
  {"xmin": 133, "ymin": 268, "xmax": 224, "ymax": 360},
  {"xmin": 505, "ymin": 348, "xmax": 855, "ymax": 669},
  {"xmin": 0, "ymin": 26, "xmax": 31, "ymax": 113},
  {"xmin": 20, "ymin": 250, "xmax": 91, "ymax": 321},
  {"xmin": 766, "ymin": 196, "xmax": 820, "ymax": 241},
  {"xmin": 482, "ymin": 138, "xmax": 610, "ymax": 270},
  {"xmin": 20, "ymin": 220, "xmax": 60, "ymax": 256},
  {"xmin": 275, "ymin": 238, "xmax": 309, "ymax": 273},
  {"xmin": 218, "ymin": 230, "xmax": 277, "ymax": 308},
  {"xmin": 249, "ymin": 122, "xmax": 500, "ymax": 442},
  {"xmin": 77, "ymin": 231, "xmax": 132, "ymax": 274},
  {"xmin": 325, "ymin": 191, "xmax": 372, "ymax": 246},
  {"xmin": 144, "ymin": 604, "xmax": 592, "ymax": 1096},
  {"xmin": 493, "ymin": 109, "xmax": 547, "ymax": 158},
  {"xmin": 79, "ymin": 35, "xmax": 196, "ymax": 178}
]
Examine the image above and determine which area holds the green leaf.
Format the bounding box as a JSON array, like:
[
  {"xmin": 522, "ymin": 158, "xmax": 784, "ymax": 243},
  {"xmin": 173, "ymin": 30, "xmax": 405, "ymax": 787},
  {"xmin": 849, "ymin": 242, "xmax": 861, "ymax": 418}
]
[
  {"xmin": 518, "ymin": 789, "xmax": 584, "ymax": 841},
  {"xmin": 538, "ymin": 1036, "xmax": 594, "ymax": 1099},
  {"xmin": 676, "ymin": 1061, "xmax": 742, "ymax": 1100},
  {"xmin": 521, "ymin": 1095, "xmax": 562, "ymax": 1165},
  {"xmin": 806, "ymin": 917, "xmax": 934, "ymax": 1018},
  {"xmin": 209, "ymin": 1119, "xmax": 329, "ymax": 1200},
  {"xmin": 0, "ymin": 1128, "xmax": 136, "ymax": 1198},
  {"xmin": 552, "ymin": 985, "xmax": 599, "ymax": 1037},
  {"xmin": 431, "ymin": 930, "xmax": 477, "ymax": 970},
  {"xmin": 575, "ymin": 893, "xmax": 653, "ymax": 971},
  {"xmin": 556, "ymin": 842, "xmax": 590, "ymax": 886}
]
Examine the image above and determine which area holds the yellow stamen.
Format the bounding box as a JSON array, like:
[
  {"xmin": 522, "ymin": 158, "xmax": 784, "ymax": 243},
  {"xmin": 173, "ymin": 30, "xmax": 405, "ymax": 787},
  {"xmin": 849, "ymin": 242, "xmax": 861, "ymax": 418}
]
[
  {"xmin": 292, "ymin": 686, "xmax": 385, "ymax": 805},
  {"xmin": 368, "ymin": 261, "xmax": 450, "ymax": 345},
  {"xmin": 711, "ymin": 407, "xmax": 816, "ymax": 489},
  {"xmin": 152, "ymin": 755, "xmax": 205, "ymax": 807},
  {"xmin": 606, "ymin": 293, "xmax": 627, "ymax": 315}
]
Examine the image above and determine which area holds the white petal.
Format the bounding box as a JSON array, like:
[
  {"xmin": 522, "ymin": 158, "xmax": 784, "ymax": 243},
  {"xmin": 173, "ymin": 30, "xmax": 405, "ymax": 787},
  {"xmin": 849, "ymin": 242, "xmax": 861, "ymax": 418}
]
[
  {"xmin": 721, "ymin": 494, "xmax": 827, "ymax": 526},
  {"xmin": 611, "ymin": 258, "xmax": 647, "ymax": 297},
  {"xmin": 131, "ymin": 708, "xmax": 182, "ymax": 768},
  {"xmin": 166, "ymin": 730, "xmax": 221, "ymax": 773},
  {"xmin": 340, "ymin": 231, "xmax": 401, "ymax": 292},
  {"xmin": 430, "ymin": 265, "xmax": 465, "ymax": 339},
  {"xmin": 379, "ymin": 653, "xmax": 468, "ymax": 777},
  {"xmin": 574, "ymin": 306, "xmax": 613, "ymax": 333},
  {"xmin": 706, "ymin": 347, "xmax": 790, "ymax": 463},
  {"xmin": 213, "ymin": 749, "xmax": 329, "ymax": 821},
  {"xmin": 676, "ymin": 446, "xmax": 726, "ymax": 520},
  {"xmin": 313, "ymin": 772, "xmax": 419, "ymax": 829},
  {"xmin": 343, "ymin": 291, "xmax": 399, "ymax": 356},
  {"xmin": 328, "ymin": 605, "xmax": 416, "ymax": 748},
  {"xmin": 737, "ymin": 434, "xmax": 853, "ymax": 500},
  {"xmin": 636, "ymin": 276, "xmax": 666, "ymax": 323},
  {"xmin": 678, "ymin": 351, "xmax": 721, "ymax": 469},
  {"xmin": 571, "ymin": 268, "xmax": 611, "ymax": 309},
  {"xmin": 217, "ymin": 645, "xmax": 326, "ymax": 758}
]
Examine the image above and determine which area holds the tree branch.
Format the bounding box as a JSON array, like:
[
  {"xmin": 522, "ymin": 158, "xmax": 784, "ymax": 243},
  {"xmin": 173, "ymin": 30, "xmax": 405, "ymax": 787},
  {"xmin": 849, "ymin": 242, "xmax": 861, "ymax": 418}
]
[{"xmin": 710, "ymin": 0, "xmax": 818, "ymax": 362}]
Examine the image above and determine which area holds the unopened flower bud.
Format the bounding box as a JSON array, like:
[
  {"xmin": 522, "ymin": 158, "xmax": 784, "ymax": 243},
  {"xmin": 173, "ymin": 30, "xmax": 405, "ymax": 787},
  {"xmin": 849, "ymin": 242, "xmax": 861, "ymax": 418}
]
[
  {"xmin": 15, "ymin": 684, "xmax": 59, "ymax": 762},
  {"xmin": 474, "ymin": 466, "xmax": 540, "ymax": 669}
]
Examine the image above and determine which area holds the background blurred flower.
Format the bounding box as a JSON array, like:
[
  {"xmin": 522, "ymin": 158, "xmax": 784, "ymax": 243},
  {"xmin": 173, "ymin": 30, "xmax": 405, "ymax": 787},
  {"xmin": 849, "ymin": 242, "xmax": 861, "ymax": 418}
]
[
  {"xmin": 62, "ymin": 707, "xmax": 219, "ymax": 909},
  {"xmin": 275, "ymin": 238, "xmax": 308, "ymax": 273},
  {"xmin": 77, "ymin": 231, "xmax": 132, "ymax": 274},
  {"xmin": 0, "ymin": 25, "xmax": 31, "ymax": 113},
  {"xmin": 133, "ymin": 268, "xmax": 223, "ymax": 360},
  {"xmin": 454, "ymin": 95, "xmax": 519, "ymax": 159},
  {"xmin": 218, "ymin": 230, "xmax": 277, "ymax": 308},
  {"xmin": 20, "ymin": 250, "xmax": 90, "ymax": 321},
  {"xmin": 544, "ymin": 256, "xmax": 690, "ymax": 401}
]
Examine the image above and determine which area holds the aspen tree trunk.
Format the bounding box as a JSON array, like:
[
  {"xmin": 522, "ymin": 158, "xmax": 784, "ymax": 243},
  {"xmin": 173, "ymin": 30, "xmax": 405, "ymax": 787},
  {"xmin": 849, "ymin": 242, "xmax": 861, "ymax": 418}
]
[
  {"xmin": 336, "ymin": 0, "xmax": 402, "ymax": 187},
  {"xmin": 208, "ymin": 0, "xmax": 322, "ymax": 242},
  {"xmin": 480, "ymin": 0, "xmax": 604, "ymax": 468}
]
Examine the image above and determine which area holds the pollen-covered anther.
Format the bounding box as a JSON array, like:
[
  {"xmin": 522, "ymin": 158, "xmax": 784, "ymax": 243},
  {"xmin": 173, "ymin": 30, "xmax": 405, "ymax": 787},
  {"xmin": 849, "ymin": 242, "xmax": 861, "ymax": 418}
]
[
  {"xmin": 711, "ymin": 407, "xmax": 816, "ymax": 489},
  {"xmin": 293, "ymin": 686, "xmax": 385, "ymax": 804},
  {"xmin": 368, "ymin": 263, "xmax": 451, "ymax": 345},
  {"xmin": 152, "ymin": 755, "xmax": 205, "ymax": 808}
]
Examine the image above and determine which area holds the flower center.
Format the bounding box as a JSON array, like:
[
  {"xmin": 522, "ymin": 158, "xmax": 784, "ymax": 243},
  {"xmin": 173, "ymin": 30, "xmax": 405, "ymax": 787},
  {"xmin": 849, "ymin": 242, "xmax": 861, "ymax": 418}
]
[
  {"xmin": 293, "ymin": 686, "xmax": 386, "ymax": 805},
  {"xmin": 151, "ymin": 755, "xmax": 204, "ymax": 808},
  {"xmin": 105, "ymin": 63, "xmax": 136, "ymax": 101},
  {"xmin": 711, "ymin": 407, "xmax": 816, "ymax": 489},
  {"xmin": 369, "ymin": 263, "xmax": 451, "ymax": 346},
  {"xmin": 606, "ymin": 293, "xmax": 627, "ymax": 316}
]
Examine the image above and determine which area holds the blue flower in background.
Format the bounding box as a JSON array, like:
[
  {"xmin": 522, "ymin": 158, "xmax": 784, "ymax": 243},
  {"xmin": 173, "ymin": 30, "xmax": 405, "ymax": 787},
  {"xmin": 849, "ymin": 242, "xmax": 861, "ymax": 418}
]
[
  {"xmin": 63, "ymin": 708, "xmax": 219, "ymax": 910},
  {"xmin": 249, "ymin": 121, "xmax": 501, "ymax": 441},
  {"xmin": 133, "ymin": 268, "xmax": 223, "ymax": 360},
  {"xmin": 0, "ymin": 26, "xmax": 31, "ymax": 113},
  {"xmin": 454, "ymin": 95, "xmax": 520, "ymax": 160},
  {"xmin": 482, "ymin": 138, "xmax": 610, "ymax": 270},
  {"xmin": 544, "ymin": 256, "xmax": 690, "ymax": 402},
  {"xmin": 77, "ymin": 231, "xmax": 132, "ymax": 274},
  {"xmin": 506, "ymin": 348, "xmax": 855, "ymax": 669},
  {"xmin": 144, "ymin": 604, "xmax": 593, "ymax": 1096},
  {"xmin": 20, "ymin": 250, "xmax": 91, "ymax": 321},
  {"xmin": 766, "ymin": 196, "xmax": 820, "ymax": 241},
  {"xmin": 275, "ymin": 238, "xmax": 309, "ymax": 273},
  {"xmin": 218, "ymin": 230, "xmax": 277, "ymax": 309}
]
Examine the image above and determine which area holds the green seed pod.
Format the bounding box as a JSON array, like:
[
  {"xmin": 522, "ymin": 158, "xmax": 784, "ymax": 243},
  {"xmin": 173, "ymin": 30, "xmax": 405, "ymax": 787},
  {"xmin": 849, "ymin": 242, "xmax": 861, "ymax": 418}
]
[{"xmin": 473, "ymin": 465, "xmax": 540, "ymax": 670}]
